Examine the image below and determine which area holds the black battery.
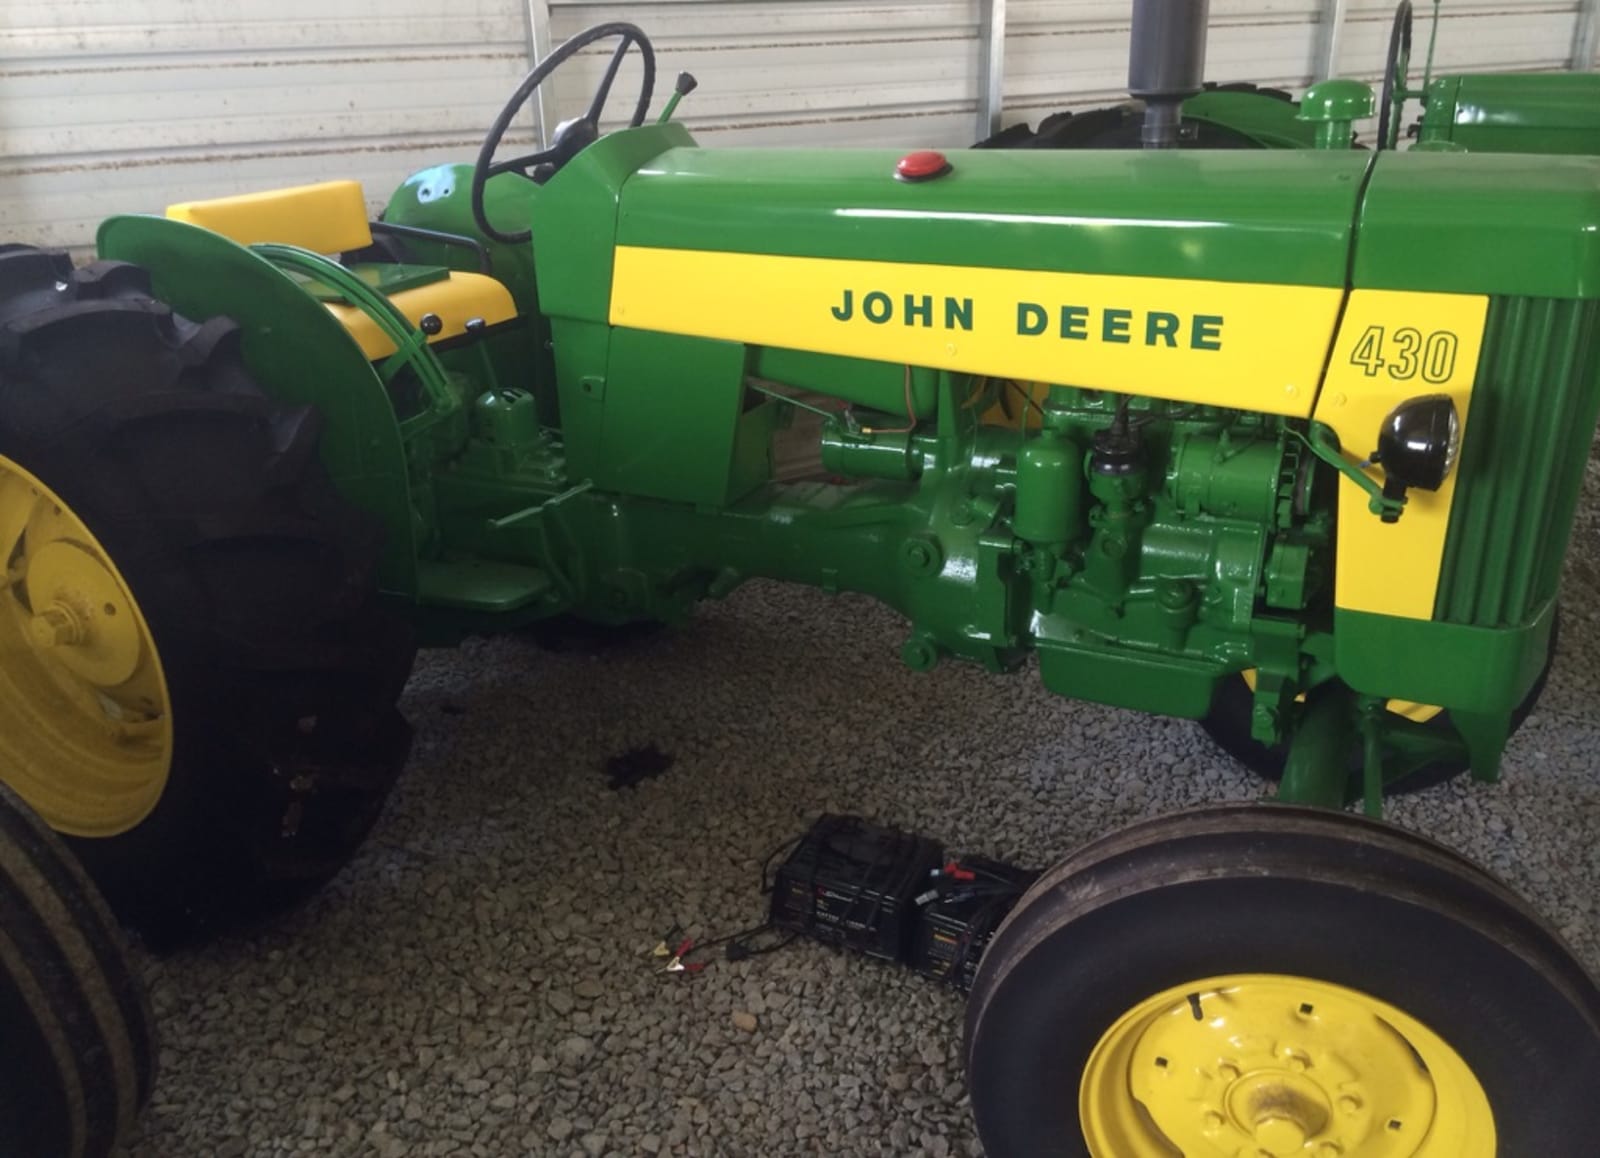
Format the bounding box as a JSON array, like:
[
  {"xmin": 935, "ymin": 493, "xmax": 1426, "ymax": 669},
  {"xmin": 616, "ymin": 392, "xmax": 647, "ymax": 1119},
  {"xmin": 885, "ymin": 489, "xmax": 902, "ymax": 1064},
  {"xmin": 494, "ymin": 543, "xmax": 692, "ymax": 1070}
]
[
  {"xmin": 909, "ymin": 857, "xmax": 1039, "ymax": 991},
  {"xmin": 768, "ymin": 814, "xmax": 943, "ymax": 963}
]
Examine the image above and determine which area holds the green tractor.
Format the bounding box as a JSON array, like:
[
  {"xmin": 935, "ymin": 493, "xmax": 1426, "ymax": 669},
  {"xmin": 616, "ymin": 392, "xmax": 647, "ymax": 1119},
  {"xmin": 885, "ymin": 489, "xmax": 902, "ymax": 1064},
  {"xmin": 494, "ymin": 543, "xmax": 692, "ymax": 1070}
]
[
  {"xmin": 4, "ymin": 1, "xmax": 1600, "ymax": 1154},
  {"xmin": 988, "ymin": 0, "xmax": 1600, "ymax": 155}
]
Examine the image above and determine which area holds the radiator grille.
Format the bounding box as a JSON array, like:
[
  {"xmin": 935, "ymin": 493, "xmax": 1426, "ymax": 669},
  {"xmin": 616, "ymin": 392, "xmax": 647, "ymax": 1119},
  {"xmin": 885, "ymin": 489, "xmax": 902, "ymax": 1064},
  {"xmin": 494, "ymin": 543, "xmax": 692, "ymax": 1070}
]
[{"xmin": 1436, "ymin": 297, "xmax": 1600, "ymax": 626}]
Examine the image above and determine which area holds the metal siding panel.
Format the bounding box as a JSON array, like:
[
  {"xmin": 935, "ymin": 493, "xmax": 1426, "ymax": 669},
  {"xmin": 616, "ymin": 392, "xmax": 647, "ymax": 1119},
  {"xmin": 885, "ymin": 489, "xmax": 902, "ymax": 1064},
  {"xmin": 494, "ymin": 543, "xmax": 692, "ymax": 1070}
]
[
  {"xmin": 1003, "ymin": 0, "xmax": 1326, "ymax": 125},
  {"xmin": 7, "ymin": 0, "xmax": 1592, "ymax": 252},
  {"xmin": 1335, "ymin": 1, "xmax": 1583, "ymax": 77},
  {"xmin": 547, "ymin": 2, "xmax": 984, "ymax": 145},
  {"xmin": 1328, "ymin": 2, "xmax": 1584, "ymax": 142},
  {"xmin": 1004, "ymin": 1, "xmax": 1586, "ymax": 132},
  {"xmin": 2, "ymin": 0, "xmax": 533, "ymax": 251}
]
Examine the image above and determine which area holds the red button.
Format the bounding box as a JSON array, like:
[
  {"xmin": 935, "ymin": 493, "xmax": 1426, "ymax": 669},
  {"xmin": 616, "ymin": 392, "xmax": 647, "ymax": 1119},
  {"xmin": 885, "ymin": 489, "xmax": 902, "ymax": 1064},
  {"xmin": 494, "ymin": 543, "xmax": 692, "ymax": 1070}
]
[{"xmin": 895, "ymin": 150, "xmax": 951, "ymax": 182}]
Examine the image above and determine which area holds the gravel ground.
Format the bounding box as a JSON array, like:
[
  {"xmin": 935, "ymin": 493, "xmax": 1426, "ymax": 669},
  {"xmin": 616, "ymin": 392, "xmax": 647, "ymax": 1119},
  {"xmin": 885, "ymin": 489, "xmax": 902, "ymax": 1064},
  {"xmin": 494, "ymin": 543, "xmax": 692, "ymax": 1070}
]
[{"xmin": 117, "ymin": 463, "xmax": 1600, "ymax": 1157}]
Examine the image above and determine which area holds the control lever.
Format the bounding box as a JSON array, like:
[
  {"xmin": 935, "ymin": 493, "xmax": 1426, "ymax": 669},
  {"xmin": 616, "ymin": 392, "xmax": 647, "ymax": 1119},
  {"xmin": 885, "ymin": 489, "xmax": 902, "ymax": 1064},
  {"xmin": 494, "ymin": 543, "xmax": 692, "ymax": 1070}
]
[{"xmin": 658, "ymin": 72, "xmax": 699, "ymax": 124}]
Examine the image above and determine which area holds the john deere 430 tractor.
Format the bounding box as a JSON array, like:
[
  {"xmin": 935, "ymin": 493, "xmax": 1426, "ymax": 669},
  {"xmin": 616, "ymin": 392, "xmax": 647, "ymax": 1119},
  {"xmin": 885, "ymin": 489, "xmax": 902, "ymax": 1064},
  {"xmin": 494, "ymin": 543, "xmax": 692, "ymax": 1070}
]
[{"xmin": 4, "ymin": 0, "xmax": 1600, "ymax": 1153}]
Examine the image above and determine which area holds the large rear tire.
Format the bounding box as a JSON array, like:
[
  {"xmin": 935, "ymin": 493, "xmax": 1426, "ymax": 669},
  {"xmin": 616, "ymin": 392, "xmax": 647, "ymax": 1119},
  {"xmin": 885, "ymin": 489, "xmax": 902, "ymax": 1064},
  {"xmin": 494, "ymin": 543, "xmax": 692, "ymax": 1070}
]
[
  {"xmin": 0, "ymin": 247, "xmax": 415, "ymax": 943},
  {"xmin": 0, "ymin": 780, "xmax": 155, "ymax": 1158},
  {"xmin": 965, "ymin": 805, "xmax": 1600, "ymax": 1156}
]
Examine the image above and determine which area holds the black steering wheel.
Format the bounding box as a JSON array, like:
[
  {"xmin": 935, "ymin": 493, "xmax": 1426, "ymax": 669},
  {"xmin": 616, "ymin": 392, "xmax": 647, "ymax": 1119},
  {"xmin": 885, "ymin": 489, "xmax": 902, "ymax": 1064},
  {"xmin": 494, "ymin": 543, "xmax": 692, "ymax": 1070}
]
[
  {"xmin": 1377, "ymin": 0, "xmax": 1413, "ymax": 151},
  {"xmin": 472, "ymin": 23, "xmax": 656, "ymax": 244}
]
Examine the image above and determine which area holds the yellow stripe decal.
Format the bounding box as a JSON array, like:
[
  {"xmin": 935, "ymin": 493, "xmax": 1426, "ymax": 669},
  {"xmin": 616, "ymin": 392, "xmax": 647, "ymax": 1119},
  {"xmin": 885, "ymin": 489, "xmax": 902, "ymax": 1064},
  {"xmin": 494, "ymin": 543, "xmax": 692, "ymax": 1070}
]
[
  {"xmin": 610, "ymin": 247, "xmax": 1344, "ymax": 418},
  {"xmin": 1312, "ymin": 289, "xmax": 1490, "ymax": 619}
]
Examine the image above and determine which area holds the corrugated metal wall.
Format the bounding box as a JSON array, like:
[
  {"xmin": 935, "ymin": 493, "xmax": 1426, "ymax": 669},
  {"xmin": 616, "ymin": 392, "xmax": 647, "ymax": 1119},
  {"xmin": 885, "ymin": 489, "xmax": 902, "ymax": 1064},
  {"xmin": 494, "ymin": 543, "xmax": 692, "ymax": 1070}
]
[
  {"xmin": 1333, "ymin": 0, "xmax": 1587, "ymax": 79},
  {"xmin": 3, "ymin": 0, "xmax": 1596, "ymax": 252},
  {"xmin": 1005, "ymin": 0, "xmax": 1328, "ymax": 125},
  {"xmin": 547, "ymin": 1, "xmax": 984, "ymax": 146},
  {"xmin": 1005, "ymin": 0, "xmax": 1590, "ymax": 131},
  {"xmin": 0, "ymin": 0, "xmax": 534, "ymax": 250}
]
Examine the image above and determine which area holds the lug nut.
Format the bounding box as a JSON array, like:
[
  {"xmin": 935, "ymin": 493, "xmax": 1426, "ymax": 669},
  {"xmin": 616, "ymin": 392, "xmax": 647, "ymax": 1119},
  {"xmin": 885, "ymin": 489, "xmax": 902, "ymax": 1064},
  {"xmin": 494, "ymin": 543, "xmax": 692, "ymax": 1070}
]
[{"xmin": 30, "ymin": 605, "xmax": 82, "ymax": 648}]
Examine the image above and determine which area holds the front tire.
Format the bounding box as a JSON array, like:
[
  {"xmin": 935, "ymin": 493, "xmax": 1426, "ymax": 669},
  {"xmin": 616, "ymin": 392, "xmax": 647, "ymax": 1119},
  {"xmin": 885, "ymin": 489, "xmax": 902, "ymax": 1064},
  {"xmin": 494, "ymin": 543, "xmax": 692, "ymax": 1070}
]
[
  {"xmin": 965, "ymin": 805, "xmax": 1600, "ymax": 1156},
  {"xmin": 0, "ymin": 247, "xmax": 415, "ymax": 943}
]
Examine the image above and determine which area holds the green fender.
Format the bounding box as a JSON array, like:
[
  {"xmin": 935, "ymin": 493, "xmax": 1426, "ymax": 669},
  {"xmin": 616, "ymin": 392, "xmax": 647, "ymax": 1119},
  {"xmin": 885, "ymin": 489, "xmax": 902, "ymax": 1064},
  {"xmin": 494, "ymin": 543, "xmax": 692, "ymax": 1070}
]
[
  {"xmin": 96, "ymin": 215, "xmax": 418, "ymax": 599},
  {"xmin": 1183, "ymin": 89, "xmax": 1320, "ymax": 149}
]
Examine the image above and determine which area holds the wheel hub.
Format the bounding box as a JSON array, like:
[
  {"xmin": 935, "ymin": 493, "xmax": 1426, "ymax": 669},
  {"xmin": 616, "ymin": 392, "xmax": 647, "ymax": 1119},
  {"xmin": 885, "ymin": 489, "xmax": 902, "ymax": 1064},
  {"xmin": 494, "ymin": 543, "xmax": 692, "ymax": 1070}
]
[
  {"xmin": 1228, "ymin": 1070, "xmax": 1329, "ymax": 1153},
  {"xmin": 30, "ymin": 601, "xmax": 85, "ymax": 649},
  {"xmin": 0, "ymin": 456, "xmax": 173, "ymax": 837},
  {"xmin": 1080, "ymin": 974, "xmax": 1493, "ymax": 1157},
  {"xmin": 24, "ymin": 539, "xmax": 146, "ymax": 687}
]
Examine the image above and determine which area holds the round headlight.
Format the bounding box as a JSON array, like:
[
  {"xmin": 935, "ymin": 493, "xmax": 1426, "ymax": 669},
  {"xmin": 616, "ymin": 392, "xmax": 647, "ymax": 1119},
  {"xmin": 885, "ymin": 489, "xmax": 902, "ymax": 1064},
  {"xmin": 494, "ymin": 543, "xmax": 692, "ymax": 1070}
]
[{"xmin": 1373, "ymin": 394, "xmax": 1460, "ymax": 494}]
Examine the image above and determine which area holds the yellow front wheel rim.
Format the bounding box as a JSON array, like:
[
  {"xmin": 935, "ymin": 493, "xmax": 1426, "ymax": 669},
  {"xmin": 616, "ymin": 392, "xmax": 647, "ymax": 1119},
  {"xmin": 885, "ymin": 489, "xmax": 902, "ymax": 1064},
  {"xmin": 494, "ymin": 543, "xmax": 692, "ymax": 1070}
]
[
  {"xmin": 1081, "ymin": 974, "xmax": 1494, "ymax": 1157},
  {"xmin": 0, "ymin": 455, "xmax": 173, "ymax": 837}
]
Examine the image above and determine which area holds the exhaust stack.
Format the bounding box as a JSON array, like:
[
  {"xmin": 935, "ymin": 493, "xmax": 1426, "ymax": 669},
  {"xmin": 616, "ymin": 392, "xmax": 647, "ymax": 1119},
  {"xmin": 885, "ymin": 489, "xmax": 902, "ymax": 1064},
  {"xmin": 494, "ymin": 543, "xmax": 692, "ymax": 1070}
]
[{"xmin": 1128, "ymin": 0, "xmax": 1210, "ymax": 148}]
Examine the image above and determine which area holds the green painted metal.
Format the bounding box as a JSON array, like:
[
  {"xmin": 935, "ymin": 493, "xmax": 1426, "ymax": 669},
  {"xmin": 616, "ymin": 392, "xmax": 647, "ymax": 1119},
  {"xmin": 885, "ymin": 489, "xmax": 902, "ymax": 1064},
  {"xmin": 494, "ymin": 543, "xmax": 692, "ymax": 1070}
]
[
  {"xmin": 1272, "ymin": 684, "xmax": 1479, "ymax": 807},
  {"xmin": 1354, "ymin": 154, "xmax": 1600, "ymax": 299},
  {"xmin": 1172, "ymin": 62, "xmax": 1600, "ymax": 161},
  {"xmin": 382, "ymin": 166, "xmax": 559, "ymax": 430},
  {"xmin": 425, "ymin": 364, "xmax": 1307, "ymax": 716},
  {"xmin": 297, "ymin": 262, "xmax": 446, "ymax": 300},
  {"xmin": 253, "ymin": 243, "xmax": 457, "ymax": 410},
  {"xmin": 530, "ymin": 124, "xmax": 696, "ymax": 323},
  {"xmin": 1419, "ymin": 74, "xmax": 1600, "ymax": 156},
  {"xmin": 611, "ymin": 135, "xmax": 1370, "ymax": 286},
  {"xmin": 382, "ymin": 166, "xmax": 542, "ymax": 311},
  {"xmin": 1300, "ymin": 424, "xmax": 1405, "ymax": 520},
  {"xmin": 1181, "ymin": 90, "xmax": 1319, "ymax": 149},
  {"xmin": 1335, "ymin": 603, "xmax": 1555, "ymax": 714},
  {"xmin": 1297, "ymin": 79, "xmax": 1377, "ymax": 151},
  {"xmin": 1012, "ymin": 424, "xmax": 1082, "ymax": 548},
  {"xmin": 1277, "ymin": 692, "xmax": 1353, "ymax": 809},
  {"xmin": 94, "ymin": 215, "xmax": 419, "ymax": 598},
  {"xmin": 593, "ymin": 328, "xmax": 779, "ymax": 506},
  {"xmin": 820, "ymin": 426, "xmax": 932, "ymax": 481},
  {"xmin": 89, "ymin": 74, "xmax": 1600, "ymax": 807},
  {"xmin": 755, "ymin": 349, "xmax": 940, "ymax": 419},
  {"xmin": 1436, "ymin": 296, "xmax": 1600, "ymax": 624}
]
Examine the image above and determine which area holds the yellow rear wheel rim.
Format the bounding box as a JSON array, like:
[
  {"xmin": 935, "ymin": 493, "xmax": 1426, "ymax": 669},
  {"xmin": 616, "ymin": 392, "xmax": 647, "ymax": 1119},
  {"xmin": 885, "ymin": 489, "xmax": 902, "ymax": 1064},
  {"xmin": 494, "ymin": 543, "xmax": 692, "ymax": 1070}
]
[
  {"xmin": 1081, "ymin": 974, "xmax": 1494, "ymax": 1157},
  {"xmin": 0, "ymin": 455, "xmax": 173, "ymax": 837}
]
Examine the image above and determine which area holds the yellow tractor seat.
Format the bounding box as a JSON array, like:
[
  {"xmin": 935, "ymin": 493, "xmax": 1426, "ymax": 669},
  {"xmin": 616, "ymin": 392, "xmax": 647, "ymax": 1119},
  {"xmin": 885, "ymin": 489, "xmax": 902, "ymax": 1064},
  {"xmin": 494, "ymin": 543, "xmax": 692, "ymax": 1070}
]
[{"xmin": 165, "ymin": 180, "xmax": 516, "ymax": 360}]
